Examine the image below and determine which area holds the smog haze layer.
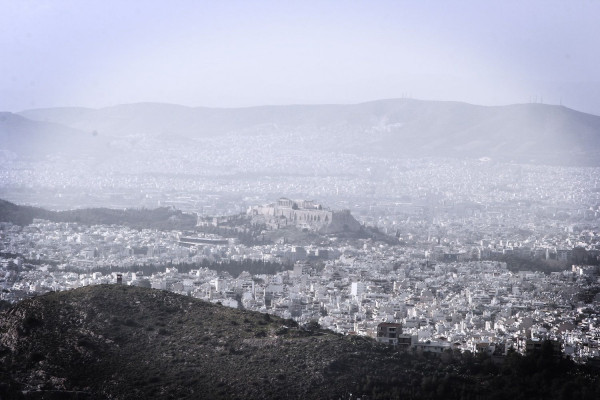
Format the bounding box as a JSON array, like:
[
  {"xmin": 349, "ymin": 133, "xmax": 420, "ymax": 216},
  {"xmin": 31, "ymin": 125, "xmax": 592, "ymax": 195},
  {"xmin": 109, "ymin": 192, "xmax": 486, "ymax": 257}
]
[{"xmin": 1, "ymin": 1, "xmax": 600, "ymax": 114}]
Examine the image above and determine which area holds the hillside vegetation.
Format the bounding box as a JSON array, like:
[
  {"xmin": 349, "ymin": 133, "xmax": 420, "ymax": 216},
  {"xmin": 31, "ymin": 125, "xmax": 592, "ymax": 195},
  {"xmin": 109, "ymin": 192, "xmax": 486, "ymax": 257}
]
[
  {"xmin": 0, "ymin": 199, "xmax": 196, "ymax": 230},
  {"xmin": 0, "ymin": 285, "xmax": 599, "ymax": 399}
]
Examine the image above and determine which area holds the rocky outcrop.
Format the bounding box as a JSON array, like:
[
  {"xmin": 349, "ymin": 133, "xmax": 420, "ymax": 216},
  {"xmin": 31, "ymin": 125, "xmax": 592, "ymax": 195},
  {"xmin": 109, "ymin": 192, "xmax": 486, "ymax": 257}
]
[{"xmin": 248, "ymin": 198, "xmax": 361, "ymax": 234}]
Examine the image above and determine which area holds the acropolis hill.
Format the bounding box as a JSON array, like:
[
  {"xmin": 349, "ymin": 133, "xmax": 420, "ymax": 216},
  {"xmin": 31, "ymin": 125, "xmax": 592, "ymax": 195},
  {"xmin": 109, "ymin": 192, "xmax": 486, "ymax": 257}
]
[{"xmin": 247, "ymin": 197, "xmax": 361, "ymax": 234}]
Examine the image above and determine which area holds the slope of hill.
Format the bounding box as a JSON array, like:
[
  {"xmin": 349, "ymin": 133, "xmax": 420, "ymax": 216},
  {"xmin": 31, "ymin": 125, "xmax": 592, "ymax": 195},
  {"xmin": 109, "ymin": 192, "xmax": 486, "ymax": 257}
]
[
  {"xmin": 0, "ymin": 199, "xmax": 51, "ymax": 226},
  {"xmin": 0, "ymin": 112, "xmax": 100, "ymax": 157},
  {"xmin": 0, "ymin": 199, "xmax": 196, "ymax": 230},
  {"xmin": 0, "ymin": 285, "xmax": 599, "ymax": 400},
  {"xmin": 0, "ymin": 285, "xmax": 380, "ymax": 399}
]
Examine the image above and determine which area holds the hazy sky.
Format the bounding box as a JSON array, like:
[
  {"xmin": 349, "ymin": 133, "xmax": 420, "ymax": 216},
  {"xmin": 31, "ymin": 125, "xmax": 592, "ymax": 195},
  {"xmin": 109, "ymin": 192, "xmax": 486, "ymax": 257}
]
[{"xmin": 2, "ymin": 0, "xmax": 600, "ymax": 114}]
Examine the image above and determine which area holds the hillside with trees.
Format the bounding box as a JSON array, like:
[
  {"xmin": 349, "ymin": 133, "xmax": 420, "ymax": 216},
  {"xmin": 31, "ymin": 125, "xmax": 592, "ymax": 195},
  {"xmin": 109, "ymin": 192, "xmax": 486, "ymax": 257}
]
[
  {"xmin": 0, "ymin": 199, "xmax": 196, "ymax": 230},
  {"xmin": 0, "ymin": 285, "xmax": 598, "ymax": 399}
]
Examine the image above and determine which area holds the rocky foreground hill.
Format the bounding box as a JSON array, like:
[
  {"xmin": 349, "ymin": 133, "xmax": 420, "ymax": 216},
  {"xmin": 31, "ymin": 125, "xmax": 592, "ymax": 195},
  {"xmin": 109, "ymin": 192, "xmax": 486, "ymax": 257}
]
[
  {"xmin": 1, "ymin": 285, "xmax": 599, "ymax": 400},
  {"xmin": 0, "ymin": 285, "xmax": 384, "ymax": 399}
]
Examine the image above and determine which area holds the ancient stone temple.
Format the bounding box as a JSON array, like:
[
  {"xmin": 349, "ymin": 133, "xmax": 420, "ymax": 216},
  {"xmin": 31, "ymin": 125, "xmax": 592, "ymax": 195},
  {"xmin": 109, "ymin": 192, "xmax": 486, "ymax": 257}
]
[{"xmin": 248, "ymin": 197, "xmax": 361, "ymax": 233}]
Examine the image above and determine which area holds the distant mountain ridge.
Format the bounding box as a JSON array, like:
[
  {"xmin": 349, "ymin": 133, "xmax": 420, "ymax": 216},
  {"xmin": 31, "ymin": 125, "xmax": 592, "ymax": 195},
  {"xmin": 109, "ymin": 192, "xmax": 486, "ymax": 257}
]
[
  {"xmin": 0, "ymin": 112, "xmax": 96, "ymax": 157},
  {"xmin": 3, "ymin": 98, "xmax": 600, "ymax": 165}
]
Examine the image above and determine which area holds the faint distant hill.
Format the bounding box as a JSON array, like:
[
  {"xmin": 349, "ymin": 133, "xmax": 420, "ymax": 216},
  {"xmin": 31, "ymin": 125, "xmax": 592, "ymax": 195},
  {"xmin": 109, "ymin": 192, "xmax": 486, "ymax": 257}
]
[
  {"xmin": 14, "ymin": 99, "xmax": 600, "ymax": 165},
  {"xmin": 0, "ymin": 199, "xmax": 196, "ymax": 230},
  {"xmin": 0, "ymin": 112, "xmax": 103, "ymax": 158}
]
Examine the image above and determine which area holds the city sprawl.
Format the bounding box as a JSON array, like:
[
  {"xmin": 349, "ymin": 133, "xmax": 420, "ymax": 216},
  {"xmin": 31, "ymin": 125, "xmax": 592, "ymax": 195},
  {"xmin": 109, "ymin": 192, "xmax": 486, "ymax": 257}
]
[{"xmin": 1, "ymin": 157, "xmax": 600, "ymax": 364}]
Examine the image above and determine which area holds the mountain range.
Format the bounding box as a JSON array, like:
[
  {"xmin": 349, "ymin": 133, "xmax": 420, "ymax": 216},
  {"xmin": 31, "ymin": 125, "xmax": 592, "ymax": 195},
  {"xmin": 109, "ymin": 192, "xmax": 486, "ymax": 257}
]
[{"xmin": 1, "ymin": 99, "xmax": 599, "ymax": 165}]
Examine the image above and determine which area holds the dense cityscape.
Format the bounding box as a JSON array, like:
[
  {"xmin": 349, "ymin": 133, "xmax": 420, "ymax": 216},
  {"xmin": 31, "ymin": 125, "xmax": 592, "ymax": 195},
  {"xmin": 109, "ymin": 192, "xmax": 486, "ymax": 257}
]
[
  {"xmin": 2, "ymin": 158, "xmax": 600, "ymax": 364},
  {"xmin": 3, "ymin": 1, "xmax": 600, "ymax": 398}
]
